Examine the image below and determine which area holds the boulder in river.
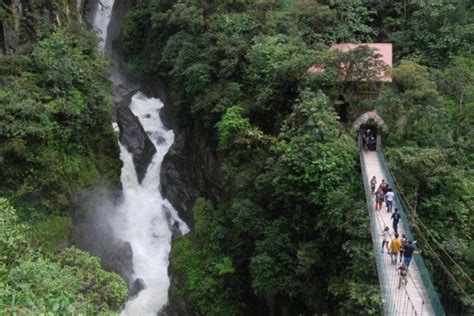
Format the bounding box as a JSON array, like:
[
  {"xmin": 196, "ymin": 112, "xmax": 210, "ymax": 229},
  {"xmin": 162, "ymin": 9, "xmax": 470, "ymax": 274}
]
[
  {"xmin": 129, "ymin": 278, "xmax": 146, "ymax": 298},
  {"xmin": 116, "ymin": 105, "xmax": 156, "ymax": 183}
]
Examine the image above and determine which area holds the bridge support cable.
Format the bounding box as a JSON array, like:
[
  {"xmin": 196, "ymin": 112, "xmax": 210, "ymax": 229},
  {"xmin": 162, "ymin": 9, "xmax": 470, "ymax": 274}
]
[{"xmin": 376, "ymin": 145, "xmax": 473, "ymax": 315}]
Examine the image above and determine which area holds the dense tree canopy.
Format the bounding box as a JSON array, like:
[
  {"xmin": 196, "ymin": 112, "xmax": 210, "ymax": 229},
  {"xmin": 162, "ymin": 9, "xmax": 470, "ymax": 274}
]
[
  {"xmin": 0, "ymin": 3, "xmax": 125, "ymax": 314},
  {"xmin": 0, "ymin": 0, "xmax": 472, "ymax": 314},
  {"xmin": 122, "ymin": 0, "xmax": 473, "ymax": 314}
]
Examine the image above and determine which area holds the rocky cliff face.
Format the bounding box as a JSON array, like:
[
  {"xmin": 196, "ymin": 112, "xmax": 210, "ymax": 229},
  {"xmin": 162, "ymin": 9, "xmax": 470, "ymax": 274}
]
[
  {"xmin": 0, "ymin": 0, "xmax": 87, "ymax": 54},
  {"xmin": 160, "ymin": 126, "xmax": 223, "ymax": 226}
]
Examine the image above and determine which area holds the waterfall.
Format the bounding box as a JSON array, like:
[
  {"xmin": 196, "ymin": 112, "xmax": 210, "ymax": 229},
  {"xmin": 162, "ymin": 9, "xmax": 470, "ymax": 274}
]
[
  {"xmin": 92, "ymin": 0, "xmax": 114, "ymax": 47},
  {"xmin": 92, "ymin": 2, "xmax": 189, "ymax": 315},
  {"xmin": 115, "ymin": 93, "xmax": 189, "ymax": 315}
]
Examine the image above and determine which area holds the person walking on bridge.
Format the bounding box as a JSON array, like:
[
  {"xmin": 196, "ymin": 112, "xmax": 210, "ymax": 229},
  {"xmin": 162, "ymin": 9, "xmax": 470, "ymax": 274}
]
[
  {"xmin": 398, "ymin": 263, "xmax": 409, "ymax": 289},
  {"xmin": 385, "ymin": 188, "xmax": 394, "ymax": 212},
  {"xmin": 391, "ymin": 208, "xmax": 401, "ymax": 234},
  {"xmin": 381, "ymin": 226, "xmax": 391, "ymax": 253},
  {"xmin": 375, "ymin": 189, "xmax": 384, "ymax": 211},
  {"xmin": 389, "ymin": 233, "xmax": 402, "ymax": 265},
  {"xmin": 402, "ymin": 240, "xmax": 416, "ymax": 268},
  {"xmin": 378, "ymin": 180, "xmax": 388, "ymax": 195},
  {"xmin": 370, "ymin": 176, "xmax": 377, "ymax": 195}
]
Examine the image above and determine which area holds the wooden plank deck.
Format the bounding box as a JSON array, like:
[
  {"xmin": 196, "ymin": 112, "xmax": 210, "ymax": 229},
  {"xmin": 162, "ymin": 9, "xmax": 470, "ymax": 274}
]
[{"xmin": 362, "ymin": 150, "xmax": 434, "ymax": 316}]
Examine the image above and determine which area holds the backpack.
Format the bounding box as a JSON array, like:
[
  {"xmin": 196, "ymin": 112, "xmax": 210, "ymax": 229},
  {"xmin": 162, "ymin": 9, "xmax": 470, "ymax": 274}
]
[
  {"xmin": 400, "ymin": 267, "xmax": 408, "ymax": 277},
  {"xmin": 402, "ymin": 238, "xmax": 409, "ymax": 247}
]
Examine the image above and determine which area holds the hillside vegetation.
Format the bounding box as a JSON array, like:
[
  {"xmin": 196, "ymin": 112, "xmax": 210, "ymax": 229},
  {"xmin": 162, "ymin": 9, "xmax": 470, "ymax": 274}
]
[
  {"xmin": 0, "ymin": 2, "xmax": 126, "ymax": 313},
  {"xmin": 121, "ymin": 0, "xmax": 473, "ymax": 314}
]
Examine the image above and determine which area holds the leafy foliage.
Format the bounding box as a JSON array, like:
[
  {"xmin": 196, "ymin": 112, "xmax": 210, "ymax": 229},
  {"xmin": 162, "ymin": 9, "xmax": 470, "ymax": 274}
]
[
  {"xmin": 0, "ymin": 5, "xmax": 126, "ymax": 314},
  {"xmin": 56, "ymin": 248, "xmax": 128, "ymax": 310},
  {"xmin": 0, "ymin": 25, "xmax": 120, "ymax": 211},
  {"xmin": 0, "ymin": 199, "xmax": 127, "ymax": 314},
  {"xmin": 119, "ymin": 0, "xmax": 472, "ymax": 314},
  {"xmin": 123, "ymin": 0, "xmax": 388, "ymax": 314},
  {"xmin": 169, "ymin": 198, "xmax": 241, "ymax": 316},
  {"xmin": 3, "ymin": 259, "xmax": 88, "ymax": 314}
]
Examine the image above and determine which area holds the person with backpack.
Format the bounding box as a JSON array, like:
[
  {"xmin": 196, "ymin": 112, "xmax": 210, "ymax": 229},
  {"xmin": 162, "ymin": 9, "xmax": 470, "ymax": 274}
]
[
  {"xmin": 391, "ymin": 208, "xmax": 401, "ymax": 234},
  {"xmin": 403, "ymin": 240, "xmax": 416, "ymax": 268},
  {"xmin": 398, "ymin": 263, "xmax": 409, "ymax": 289},
  {"xmin": 375, "ymin": 189, "xmax": 384, "ymax": 211},
  {"xmin": 381, "ymin": 226, "xmax": 391, "ymax": 253},
  {"xmin": 389, "ymin": 233, "xmax": 402, "ymax": 265},
  {"xmin": 378, "ymin": 180, "xmax": 388, "ymax": 195},
  {"xmin": 385, "ymin": 188, "xmax": 395, "ymax": 212},
  {"xmin": 370, "ymin": 176, "xmax": 377, "ymax": 195}
]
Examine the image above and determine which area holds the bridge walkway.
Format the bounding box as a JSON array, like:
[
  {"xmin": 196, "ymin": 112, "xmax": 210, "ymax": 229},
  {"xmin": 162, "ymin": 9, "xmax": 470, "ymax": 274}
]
[{"xmin": 360, "ymin": 147, "xmax": 443, "ymax": 315}]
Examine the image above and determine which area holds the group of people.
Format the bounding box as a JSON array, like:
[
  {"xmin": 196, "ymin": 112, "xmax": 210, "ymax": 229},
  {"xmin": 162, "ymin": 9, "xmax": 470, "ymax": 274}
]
[
  {"xmin": 362, "ymin": 128, "xmax": 377, "ymax": 151},
  {"xmin": 372, "ymin": 176, "xmax": 418, "ymax": 290},
  {"xmin": 370, "ymin": 177, "xmax": 401, "ymax": 232},
  {"xmin": 382, "ymin": 228, "xmax": 418, "ymax": 289}
]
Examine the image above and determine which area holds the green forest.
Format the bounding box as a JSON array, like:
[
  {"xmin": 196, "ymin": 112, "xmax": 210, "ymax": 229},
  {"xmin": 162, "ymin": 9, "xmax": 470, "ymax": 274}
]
[
  {"xmin": 0, "ymin": 1, "xmax": 127, "ymax": 314},
  {"xmin": 1, "ymin": 0, "xmax": 473, "ymax": 315}
]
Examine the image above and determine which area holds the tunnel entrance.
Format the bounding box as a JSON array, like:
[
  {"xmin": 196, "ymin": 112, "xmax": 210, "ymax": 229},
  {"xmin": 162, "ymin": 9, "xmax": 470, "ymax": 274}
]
[
  {"xmin": 360, "ymin": 125, "xmax": 378, "ymax": 151},
  {"xmin": 353, "ymin": 111, "xmax": 389, "ymax": 151}
]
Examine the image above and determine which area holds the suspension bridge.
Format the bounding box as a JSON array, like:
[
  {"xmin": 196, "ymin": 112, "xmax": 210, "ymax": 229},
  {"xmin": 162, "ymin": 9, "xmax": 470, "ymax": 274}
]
[{"xmin": 358, "ymin": 133, "xmax": 473, "ymax": 315}]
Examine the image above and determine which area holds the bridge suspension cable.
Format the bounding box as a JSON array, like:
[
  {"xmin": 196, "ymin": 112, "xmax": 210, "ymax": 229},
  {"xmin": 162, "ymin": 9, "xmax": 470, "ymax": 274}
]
[
  {"xmin": 377, "ymin": 144, "xmax": 473, "ymax": 314},
  {"xmin": 390, "ymin": 172, "xmax": 473, "ymax": 285}
]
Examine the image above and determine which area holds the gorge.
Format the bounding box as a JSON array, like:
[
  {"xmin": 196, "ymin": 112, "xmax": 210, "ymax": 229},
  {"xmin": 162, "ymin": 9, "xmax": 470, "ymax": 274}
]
[{"xmin": 0, "ymin": 1, "xmax": 472, "ymax": 315}]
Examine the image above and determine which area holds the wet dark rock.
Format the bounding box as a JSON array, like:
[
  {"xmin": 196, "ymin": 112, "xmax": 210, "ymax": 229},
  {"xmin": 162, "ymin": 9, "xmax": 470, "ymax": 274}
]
[
  {"xmin": 72, "ymin": 213, "xmax": 134, "ymax": 285},
  {"xmin": 160, "ymin": 132, "xmax": 200, "ymax": 227},
  {"xmin": 162, "ymin": 205, "xmax": 183, "ymax": 236},
  {"xmin": 156, "ymin": 135, "xmax": 166, "ymax": 145},
  {"xmin": 129, "ymin": 278, "xmax": 146, "ymax": 298},
  {"xmin": 116, "ymin": 106, "xmax": 156, "ymax": 183},
  {"xmin": 158, "ymin": 301, "xmax": 197, "ymax": 316}
]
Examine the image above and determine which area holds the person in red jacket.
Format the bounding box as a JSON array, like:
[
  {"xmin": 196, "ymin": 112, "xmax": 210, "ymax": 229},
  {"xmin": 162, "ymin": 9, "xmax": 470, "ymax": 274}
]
[
  {"xmin": 378, "ymin": 180, "xmax": 388, "ymax": 194},
  {"xmin": 375, "ymin": 189, "xmax": 384, "ymax": 211}
]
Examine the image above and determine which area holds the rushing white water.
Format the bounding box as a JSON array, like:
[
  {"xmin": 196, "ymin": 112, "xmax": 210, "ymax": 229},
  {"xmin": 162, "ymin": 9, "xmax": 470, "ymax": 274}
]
[
  {"xmin": 93, "ymin": 0, "xmax": 114, "ymax": 47},
  {"xmin": 92, "ymin": 2, "xmax": 189, "ymax": 315},
  {"xmin": 116, "ymin": 93, "xmax": 189, "ymax": 316}
]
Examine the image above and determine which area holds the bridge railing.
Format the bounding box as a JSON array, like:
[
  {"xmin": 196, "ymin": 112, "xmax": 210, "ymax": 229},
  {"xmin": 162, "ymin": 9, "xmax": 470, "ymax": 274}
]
[{"xmin": 375, "ymin": 145, "xmax": 445, "ymax": 316}]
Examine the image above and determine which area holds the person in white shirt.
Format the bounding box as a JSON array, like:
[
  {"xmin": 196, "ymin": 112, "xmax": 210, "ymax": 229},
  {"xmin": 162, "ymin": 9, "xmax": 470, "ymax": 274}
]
[
  {"xmin": 385, "ymin": 188, "xmax": 395, "ymax": 212},
  {"xmin": 381, "ymin": 226, "xmax": 391, "ymax": 253}
]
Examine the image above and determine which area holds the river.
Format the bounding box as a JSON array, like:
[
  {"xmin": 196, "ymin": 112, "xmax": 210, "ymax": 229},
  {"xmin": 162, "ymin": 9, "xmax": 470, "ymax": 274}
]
[{"xmin": 92, "ymin": 2, "xmax": 189, "ymax": 315}]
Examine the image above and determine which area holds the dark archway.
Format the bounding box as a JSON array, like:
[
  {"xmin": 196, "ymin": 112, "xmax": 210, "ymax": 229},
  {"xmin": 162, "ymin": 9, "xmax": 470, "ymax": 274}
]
[
  {"xmin": 352, "ymin": 110, "xmax": 389, "ymax": 133},
  {"xmin": 335, "ymin": 94, "xmax": 349, "ymax": 122},
  {"xmin": 353, "ymin": 111, "xmax": 389, "ymax": 151}
]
